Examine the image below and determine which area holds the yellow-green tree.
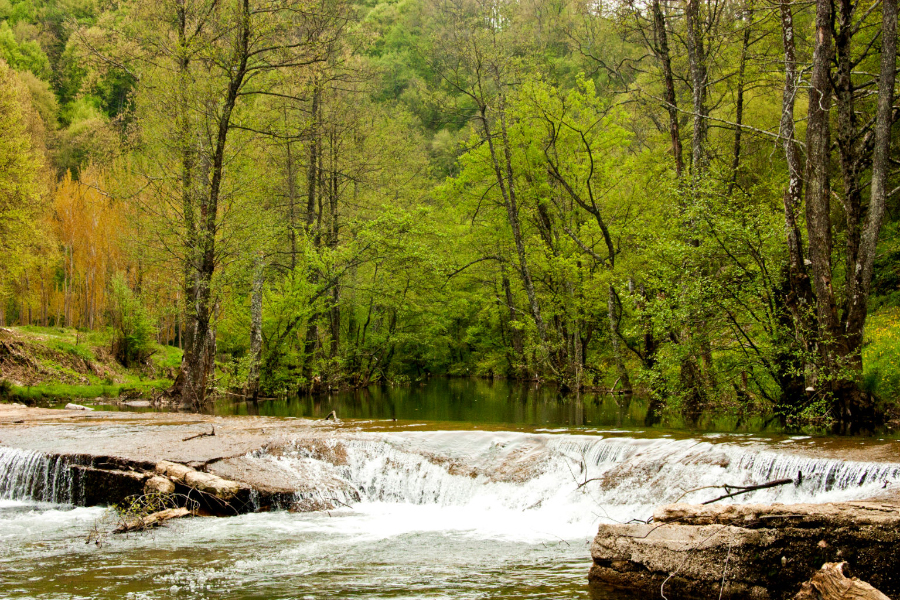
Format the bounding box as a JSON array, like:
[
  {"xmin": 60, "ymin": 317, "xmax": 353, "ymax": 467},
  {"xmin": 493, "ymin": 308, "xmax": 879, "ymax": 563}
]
[{"xmin": 0, "ymin": 58, "xmax": 51, "ymax": 326}]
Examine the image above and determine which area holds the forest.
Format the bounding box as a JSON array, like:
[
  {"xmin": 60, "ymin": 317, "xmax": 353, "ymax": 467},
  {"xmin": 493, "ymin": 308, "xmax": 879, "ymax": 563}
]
[{"xmin": 0, "ymin": 0, "xmax": 898, "ymax": 432}]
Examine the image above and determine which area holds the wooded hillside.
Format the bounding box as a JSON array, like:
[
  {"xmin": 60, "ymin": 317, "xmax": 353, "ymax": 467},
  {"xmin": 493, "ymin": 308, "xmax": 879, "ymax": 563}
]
[{"xmin": 0, "ymin": 0, "xmax": 898, "ymax": 431}]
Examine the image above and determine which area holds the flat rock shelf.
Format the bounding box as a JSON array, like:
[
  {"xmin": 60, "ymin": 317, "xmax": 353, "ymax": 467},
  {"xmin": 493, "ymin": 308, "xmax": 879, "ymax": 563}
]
[{"xmin": 589, "ymin": 501, "xmax": 900, "ymax": 599}]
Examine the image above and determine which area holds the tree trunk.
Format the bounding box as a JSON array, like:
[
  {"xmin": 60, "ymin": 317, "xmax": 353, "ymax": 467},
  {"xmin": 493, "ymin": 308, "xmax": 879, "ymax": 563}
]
[
  {"xmin": 245, "ymin": 253, "xmax": 265, "ymax": 401},
  {"xmin": 837, "ymin": 0, "xmax": 896, "ymax": 430},
  {"xmin": 179, "ymin": 0, "xmax": 251, "ymax": 411},
  {"xmin": 728, "ymin": 3, "xmax": 751, "ymax": 195},
  {"xmin": 683, "ymin": 0, "xmax": 709, "ymax": 176},
  {"xmin": 608, "ymin": 284, "xmax": 632, "ymax": 393},
  {"xmin": 480, "ymin": 91, "xmax": 548, "ymax": 352},
  {"xmin": 650, "ymin": 0, "xmax": 684, "ymax": 177}
]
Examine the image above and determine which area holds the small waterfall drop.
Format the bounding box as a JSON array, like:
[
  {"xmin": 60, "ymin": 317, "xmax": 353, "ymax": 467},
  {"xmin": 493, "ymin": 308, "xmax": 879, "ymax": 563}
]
[
  {"xmin": 260, "ymin": 431, "xmax": 900, "ymax": 530},
  {"xmin": 0, "ymin": 447, "xmax": 74, "ymax": 503}
]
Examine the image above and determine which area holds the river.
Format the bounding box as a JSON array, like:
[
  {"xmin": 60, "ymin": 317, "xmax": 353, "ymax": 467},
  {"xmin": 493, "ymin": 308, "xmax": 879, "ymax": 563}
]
[{"xmin": 3, "ymin": 381, "xmax": 900, "ymax": 599}]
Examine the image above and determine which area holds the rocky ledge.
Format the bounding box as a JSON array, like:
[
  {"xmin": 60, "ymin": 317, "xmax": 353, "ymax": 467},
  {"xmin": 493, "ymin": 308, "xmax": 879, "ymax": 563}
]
[
  {"xmin": 589, "ymin": 500, "xmax": 900, "ymax": 599},
  {"xmin": 0, "ymin": 403, "xmax": 352, "ymax": 514}
]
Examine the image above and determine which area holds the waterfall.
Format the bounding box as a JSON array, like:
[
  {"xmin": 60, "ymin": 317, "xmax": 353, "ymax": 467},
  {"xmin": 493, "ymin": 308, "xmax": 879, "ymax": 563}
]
[
  {"xmin": 2, "ymin": 432, "xmax": 898, "ymax": 519},
  {"xmin": 261, "ymin": 432, "xmax": 900, "ymax": 524},
  {"xmin": 0, "ymin": 447, "xmax": 74, "ymax": 503}
]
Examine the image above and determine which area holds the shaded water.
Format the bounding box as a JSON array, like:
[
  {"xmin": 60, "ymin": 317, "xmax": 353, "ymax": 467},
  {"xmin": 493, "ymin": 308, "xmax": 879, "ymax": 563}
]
[{"xmin": 210, "ymin": 378, "xmax": 772, "ymax": 432}]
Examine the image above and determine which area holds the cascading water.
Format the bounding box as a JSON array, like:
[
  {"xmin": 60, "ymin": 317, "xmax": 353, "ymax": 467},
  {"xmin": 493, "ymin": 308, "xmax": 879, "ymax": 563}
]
[
  {"xmin": 0, "ymin": 446, "xmax": 74, "ymax": 503},
  {"xmin": 252, "ymin": 431, "xmax": 900, "ymax": 538}
]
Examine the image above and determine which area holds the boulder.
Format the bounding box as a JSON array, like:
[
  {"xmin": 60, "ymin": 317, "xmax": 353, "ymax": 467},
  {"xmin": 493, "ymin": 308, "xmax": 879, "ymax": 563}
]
[
  {"xmin": 64, "ymin": 403, "xmax": 92, "ymax": 411},
  {"xmin": 144, "ymin": 475, "xmax": 176, "ymax": 495},
  {"xmin": 589, "ymin": 501, "xmax": 900, "ymax": 600}
]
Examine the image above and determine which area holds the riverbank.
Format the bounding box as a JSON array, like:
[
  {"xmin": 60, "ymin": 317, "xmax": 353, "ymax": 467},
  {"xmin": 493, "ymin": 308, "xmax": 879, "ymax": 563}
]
[{"xmin": 0, "ymin": 326, "xmax": 178, "ymax": 403}]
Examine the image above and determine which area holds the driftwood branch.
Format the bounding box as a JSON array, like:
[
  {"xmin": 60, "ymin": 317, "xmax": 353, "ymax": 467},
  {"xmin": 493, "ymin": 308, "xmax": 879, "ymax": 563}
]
[
  {"xmin": 114, "ymin": 507, "xmax": 191, "ymax": 533},
  {"xmin": 702, "ymin": 478, "xmax": 794, "ymax": 505},
  {"xmin": 182, "ymin": 426, "xmax": 215, "ymax": 441}
]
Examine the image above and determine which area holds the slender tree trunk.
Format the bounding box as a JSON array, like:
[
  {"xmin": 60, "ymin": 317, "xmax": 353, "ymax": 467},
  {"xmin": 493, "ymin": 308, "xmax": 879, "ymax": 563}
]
[
  {"xmin": 329, "ymin": 129, "xmax": 340, "ymax": 360},
  {"xmin": 500, "ymin": 260, "xmax": 524, "ymax": 375},
  {"xmin": 683, "ymin": 0, "xmax": 709, "ymax": 176},
  {"xmin": 776, "ymin": 0, "xmax": 817, "ymax": 411},
  {"xmin": 177, "ymin": 0, "xmax": 197, "ymax": 361},
  {"xmin": 245, "ymin": 253, "xmax": 265, "ymax": 401},
  {"xmin": 728, "ymin": 4, "xmax": 751, "ymax": 195},
  {"xmin": 286, "ymin": 137, "xmax": 298, "ymax": 272},
  {"xmin": 651, "ymin": 0, "xmax": 684, "ymax": 177},
  {"xmin": 608, "ymin": 284, "xmax": 632, "ymax": 393},
  {"xmin": 481, "ymin": 92, "xmax": 548, "ymax": 348}
]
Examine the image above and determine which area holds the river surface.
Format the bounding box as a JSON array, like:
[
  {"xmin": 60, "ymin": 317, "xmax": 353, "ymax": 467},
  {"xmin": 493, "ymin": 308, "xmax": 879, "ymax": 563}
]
[
  {"xmin": 103, "ymin": 378, "xmax": 778, "ymax": 433},
  {"xmin": 5, "ymin": 382, "xmax": 900, "ymax": 599}
]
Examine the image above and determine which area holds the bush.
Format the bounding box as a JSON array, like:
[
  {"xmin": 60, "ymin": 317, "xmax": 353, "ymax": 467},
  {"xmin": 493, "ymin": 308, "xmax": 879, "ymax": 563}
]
[{"xmin": 108, "ymin": 275, "xmax": 156, "ymax": 368}]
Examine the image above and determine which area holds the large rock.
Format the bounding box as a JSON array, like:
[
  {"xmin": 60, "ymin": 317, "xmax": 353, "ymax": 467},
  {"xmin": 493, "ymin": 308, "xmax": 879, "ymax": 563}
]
[
  {"xmin": 144, "ymin": 475, "xmax": 176, "ymax": 495},
  {"xmin": 71, "ymin": 465, "xmax": 147, "ymax": 506},
  {"xmin": 589, "ymin": 501, "xmax": 900, "ymax": 600}
]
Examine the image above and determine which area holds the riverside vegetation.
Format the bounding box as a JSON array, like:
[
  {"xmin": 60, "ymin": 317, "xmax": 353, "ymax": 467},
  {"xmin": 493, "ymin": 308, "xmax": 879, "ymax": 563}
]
[{"xmin": 0, "ymin": 0, "xmax": 898, "ymax": 433}]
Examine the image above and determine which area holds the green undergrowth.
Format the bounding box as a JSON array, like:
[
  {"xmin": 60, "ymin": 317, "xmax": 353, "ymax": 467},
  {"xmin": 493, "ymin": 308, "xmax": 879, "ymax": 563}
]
[
  {"xmin": 863, "ymin": 306, "xmax": 900, "ymax": 403},
  {"xmin": 0, "ymin": 325, "xmax": 179, "ymax": 404},
  {"xmin": 5, "ymin": 379, "xmax": 171, "ymax": 402}
]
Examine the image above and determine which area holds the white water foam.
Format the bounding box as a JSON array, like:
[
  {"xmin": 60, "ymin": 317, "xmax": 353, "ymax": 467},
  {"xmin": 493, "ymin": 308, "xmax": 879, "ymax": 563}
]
[
  {"xmin": 249, "ymin": 431, "xmax": 900, "ymax": 542},
  {"xmin": 0, "ymin": 447, "xmax": 74, "ymax": 503},
  {"xmin": 2, "ymin": 431, "xmax": 899, "ymax": 544}
]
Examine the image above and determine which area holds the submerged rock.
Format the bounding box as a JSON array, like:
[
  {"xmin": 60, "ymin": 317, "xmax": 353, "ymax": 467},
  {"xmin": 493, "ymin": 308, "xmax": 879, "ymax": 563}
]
[{"xmin": 589, "ymin": 501, "xmax": 900, "ymax": 600}]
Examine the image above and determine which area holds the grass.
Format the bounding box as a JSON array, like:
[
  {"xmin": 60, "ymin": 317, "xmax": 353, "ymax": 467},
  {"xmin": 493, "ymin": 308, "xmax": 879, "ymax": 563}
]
[
  {"xmin": 151, "ymin": 343, "xmax": 183, "ymax": 370},
  {"xmin": 4, "ymin": 379, "xmax": 171, "ymax": 403},
  {"xmin": 1, "ymin": 325, "xmax": 180, "ymax": 404},
  {"xmin": 863, "ymin": 306, "xmax": 900, "ymax": 402}
]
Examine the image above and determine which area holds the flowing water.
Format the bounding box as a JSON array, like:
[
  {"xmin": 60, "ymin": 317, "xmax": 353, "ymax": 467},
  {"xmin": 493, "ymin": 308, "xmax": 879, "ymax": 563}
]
[{"xmin": 5, "ymin": 388, "xmax": 900, "ymax": 599}]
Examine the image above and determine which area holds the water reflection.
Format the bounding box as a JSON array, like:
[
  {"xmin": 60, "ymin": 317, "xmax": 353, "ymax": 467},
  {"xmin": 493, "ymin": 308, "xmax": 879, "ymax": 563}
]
[{"xmin": 210, "ymin": 378, "xmax": 772, "ymax": 432}]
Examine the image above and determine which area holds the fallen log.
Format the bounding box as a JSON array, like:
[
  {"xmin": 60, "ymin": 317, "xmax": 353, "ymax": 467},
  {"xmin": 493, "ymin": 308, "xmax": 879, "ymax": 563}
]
[
  {"xmin": 114, "ymin": 507, "xmax": 191, "ymax": 533},
  {"xmin": 794, "ymin": 562, "xmax": 890, "ymax": 600}
]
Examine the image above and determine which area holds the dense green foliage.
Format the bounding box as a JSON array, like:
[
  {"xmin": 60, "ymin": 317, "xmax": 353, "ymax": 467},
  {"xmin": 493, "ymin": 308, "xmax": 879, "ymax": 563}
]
[{"xmin": 0, "ymin": 0, "xmax": 898, "ymax": 429}]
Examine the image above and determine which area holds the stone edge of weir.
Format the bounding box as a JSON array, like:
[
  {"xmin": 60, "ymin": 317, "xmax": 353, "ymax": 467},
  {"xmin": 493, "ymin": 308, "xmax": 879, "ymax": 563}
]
[{"xmin": 0, "ymin": 404, "xmax": 341, "ymax": 514}]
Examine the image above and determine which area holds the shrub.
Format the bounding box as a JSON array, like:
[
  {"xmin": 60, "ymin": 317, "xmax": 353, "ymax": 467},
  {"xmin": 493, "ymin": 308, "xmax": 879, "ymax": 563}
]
[{"xmin": 108, "ymin": 275, "xmax": 156, "ymax": 368}]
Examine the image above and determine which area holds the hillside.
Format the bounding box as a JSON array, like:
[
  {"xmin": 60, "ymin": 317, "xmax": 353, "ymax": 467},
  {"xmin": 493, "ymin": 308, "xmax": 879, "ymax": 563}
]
[{"xmin": 0, "ymin": 326, "xmax": 178, "ymax": 403}]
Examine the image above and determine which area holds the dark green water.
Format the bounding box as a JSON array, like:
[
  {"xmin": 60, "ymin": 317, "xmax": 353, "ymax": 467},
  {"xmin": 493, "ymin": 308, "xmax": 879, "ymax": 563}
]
[{"xmin": 210, "ymin": 378, "xmax": 772, "ymax": 433}]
